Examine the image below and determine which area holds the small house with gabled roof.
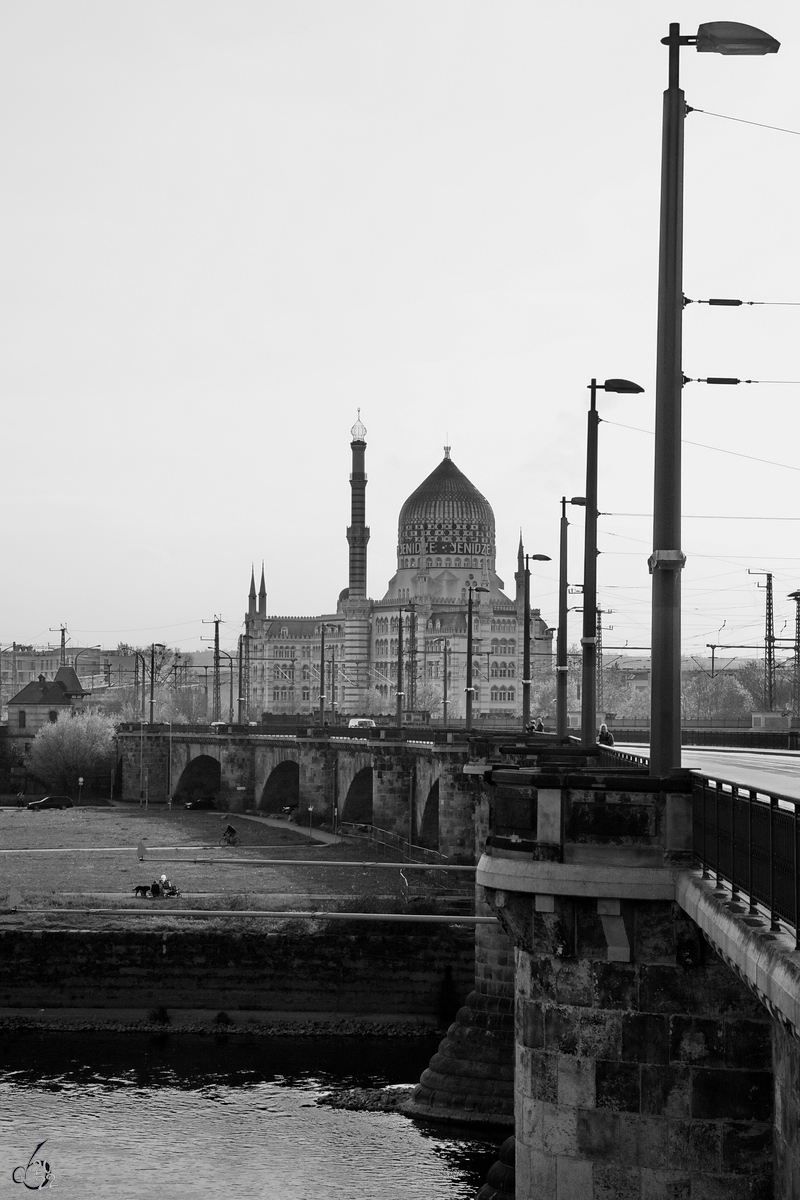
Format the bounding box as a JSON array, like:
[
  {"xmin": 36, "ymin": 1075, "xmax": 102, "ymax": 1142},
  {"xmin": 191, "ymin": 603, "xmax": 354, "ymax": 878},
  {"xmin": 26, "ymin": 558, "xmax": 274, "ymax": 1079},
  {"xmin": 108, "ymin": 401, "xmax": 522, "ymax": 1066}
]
[{"xmin": 6, "ymin": 667, "xmax": 89, "ymax": 738}]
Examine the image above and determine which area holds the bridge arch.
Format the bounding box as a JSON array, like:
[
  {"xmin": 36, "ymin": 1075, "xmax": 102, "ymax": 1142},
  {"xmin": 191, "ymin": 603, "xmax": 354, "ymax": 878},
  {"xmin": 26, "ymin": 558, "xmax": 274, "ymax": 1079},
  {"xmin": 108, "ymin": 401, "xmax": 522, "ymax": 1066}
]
[
  {"xmin": 341, "ymin": 766, "xmax": 373, "ymax": 824},
  {"xmin": 259, "ymin": 760, "xmax": 300, "ymax": 813},
  {"xmin": 172, "ymin": 754, "xmax": 221, "ymax": 804},
  {"xmin": 417, "ymin": 779, "xmax": 440, "ymax": 851}
]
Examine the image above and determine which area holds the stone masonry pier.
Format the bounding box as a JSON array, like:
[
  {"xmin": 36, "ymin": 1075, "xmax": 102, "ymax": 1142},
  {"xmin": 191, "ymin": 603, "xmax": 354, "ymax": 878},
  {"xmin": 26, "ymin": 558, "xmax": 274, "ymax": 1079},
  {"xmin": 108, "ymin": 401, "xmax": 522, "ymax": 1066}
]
[{"xmin": 476, "ymin": 761, "xmax": 796, "ymax": 1199}]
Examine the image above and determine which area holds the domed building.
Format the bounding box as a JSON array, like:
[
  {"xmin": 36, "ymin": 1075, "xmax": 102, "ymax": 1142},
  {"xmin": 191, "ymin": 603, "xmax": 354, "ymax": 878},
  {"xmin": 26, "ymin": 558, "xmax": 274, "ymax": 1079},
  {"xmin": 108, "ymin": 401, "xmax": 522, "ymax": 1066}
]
[{"xmin": 244, "ymin": 418, "xmax": 552, "ymax": 722}]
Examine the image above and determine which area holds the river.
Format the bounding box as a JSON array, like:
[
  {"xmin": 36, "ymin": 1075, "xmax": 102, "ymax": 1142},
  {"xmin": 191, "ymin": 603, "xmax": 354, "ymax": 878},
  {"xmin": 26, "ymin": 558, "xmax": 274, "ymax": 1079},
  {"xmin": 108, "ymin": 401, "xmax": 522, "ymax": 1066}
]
[{"xmin": 1, "ymin": 1030, "xmax": 500, "ymax": 1198}]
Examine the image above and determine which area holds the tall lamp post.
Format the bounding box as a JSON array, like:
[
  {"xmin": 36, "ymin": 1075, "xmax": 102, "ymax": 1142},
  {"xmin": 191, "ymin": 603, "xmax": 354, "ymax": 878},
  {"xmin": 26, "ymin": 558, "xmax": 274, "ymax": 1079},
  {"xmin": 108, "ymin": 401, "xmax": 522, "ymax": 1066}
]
[
  {"xmin": 557, "ymin": 498, "xmax": 585, "ymax": 740},
  {"xmin": 465, "ymin": 583, "xmax": 489, "ymax": 732},
  {"xmin": 650, "ymin": 21, "xmax": 778, "ymax": 776},
  {"xmin": 581, "ymin": 379, "xmax": 643, "ymax": 750},
  {"xmin": 522, "ymin": 554, "xmax": 551, "ymax": 730}
]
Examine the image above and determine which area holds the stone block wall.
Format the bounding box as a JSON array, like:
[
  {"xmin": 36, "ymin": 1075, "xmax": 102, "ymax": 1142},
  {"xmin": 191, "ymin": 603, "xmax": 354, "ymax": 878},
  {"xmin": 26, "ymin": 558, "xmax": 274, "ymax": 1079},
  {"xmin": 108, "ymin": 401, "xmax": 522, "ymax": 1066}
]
[
  {"xmin": 118, "ymin": 732, "xmax": 169, "ymax": 802},
  {"xmin": 774, "ymin": 1019, "xmax": 800, "ymax": 1198},
  {"xmin": 0, "ymin": 926, "xmax": 474, "ymax": 1016},
  {"xmin": 372, "ymin": 747, "xmax": 414, "ymax": 837},
  {"xmin": 513, "ymin": 897, "xmax": 774, "ymax": 1199},
  {"xmin": 438, "ymin": 757, "xmax": 477, "ymax": 864}
]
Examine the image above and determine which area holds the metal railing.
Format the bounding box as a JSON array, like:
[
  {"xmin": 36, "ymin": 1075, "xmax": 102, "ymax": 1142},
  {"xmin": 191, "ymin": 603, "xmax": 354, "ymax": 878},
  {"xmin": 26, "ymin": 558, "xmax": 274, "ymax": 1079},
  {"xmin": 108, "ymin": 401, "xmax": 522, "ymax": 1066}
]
[
  {"xmin": 338, "ymin": 823, "xmax": 473, "ymax": 910},
  {"xmin": 692, "ymin": 774, "xmax": 800, "ymax": 948},
  {"xmin": 338, "ymin": 822, "xmax": 446, "ymax": 864}
]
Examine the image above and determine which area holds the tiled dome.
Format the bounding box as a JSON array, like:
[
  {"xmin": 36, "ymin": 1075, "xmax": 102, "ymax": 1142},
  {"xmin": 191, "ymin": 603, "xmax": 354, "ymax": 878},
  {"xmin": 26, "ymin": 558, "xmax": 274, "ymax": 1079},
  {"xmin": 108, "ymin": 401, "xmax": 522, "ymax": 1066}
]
[{"xmin": 397, "ymin": 451, "xmax": 495, "ymax": 558}]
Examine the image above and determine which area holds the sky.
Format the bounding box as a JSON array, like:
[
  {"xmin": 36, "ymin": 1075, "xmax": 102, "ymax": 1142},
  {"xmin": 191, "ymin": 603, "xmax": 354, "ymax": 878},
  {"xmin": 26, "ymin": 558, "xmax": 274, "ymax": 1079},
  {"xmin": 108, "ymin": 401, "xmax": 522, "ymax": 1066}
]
[{"xmin": 2, "ymin": 1, "xmax": 800, "ymax": 665}]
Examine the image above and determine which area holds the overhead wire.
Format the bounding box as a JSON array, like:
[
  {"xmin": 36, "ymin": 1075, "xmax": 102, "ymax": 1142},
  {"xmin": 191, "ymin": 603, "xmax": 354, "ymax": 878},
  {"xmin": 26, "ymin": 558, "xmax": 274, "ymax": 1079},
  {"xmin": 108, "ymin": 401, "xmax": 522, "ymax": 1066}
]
[{"xmin": 687, "ymin": 105, "xmax": 800, "ymax": 138}]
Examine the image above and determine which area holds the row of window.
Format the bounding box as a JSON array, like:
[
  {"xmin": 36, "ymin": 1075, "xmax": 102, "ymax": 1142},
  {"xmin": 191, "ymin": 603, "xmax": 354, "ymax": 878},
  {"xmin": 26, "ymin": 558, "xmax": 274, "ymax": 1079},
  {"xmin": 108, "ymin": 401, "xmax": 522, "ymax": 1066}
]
[
  {"xmin": 399, "ymin": 558, "xmax": 485, "ymax": 570},
  {"xmin": 272, "ymin": 687, "xmax": 339, "ymax": 702}
]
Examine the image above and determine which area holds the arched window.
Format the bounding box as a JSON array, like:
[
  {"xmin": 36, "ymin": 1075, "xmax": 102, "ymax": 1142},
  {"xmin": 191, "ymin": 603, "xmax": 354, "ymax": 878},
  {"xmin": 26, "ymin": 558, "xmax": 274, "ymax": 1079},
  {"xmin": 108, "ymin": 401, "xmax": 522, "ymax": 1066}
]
[
  {"xmin": 490, "ymin": 688, "xmax": 499, "ymax": 702},
  {"xmin": 508, "ymin": 688, "xmax": 515, "ymax": 701}
]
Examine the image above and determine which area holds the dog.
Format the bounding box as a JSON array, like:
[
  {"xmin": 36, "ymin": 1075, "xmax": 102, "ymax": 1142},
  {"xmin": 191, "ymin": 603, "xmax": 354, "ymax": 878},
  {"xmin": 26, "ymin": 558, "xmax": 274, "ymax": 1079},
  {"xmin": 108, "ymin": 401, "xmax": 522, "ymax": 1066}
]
[{"xmin": 133, "ymin": 885, "xmax": 151, "ymax": 898}]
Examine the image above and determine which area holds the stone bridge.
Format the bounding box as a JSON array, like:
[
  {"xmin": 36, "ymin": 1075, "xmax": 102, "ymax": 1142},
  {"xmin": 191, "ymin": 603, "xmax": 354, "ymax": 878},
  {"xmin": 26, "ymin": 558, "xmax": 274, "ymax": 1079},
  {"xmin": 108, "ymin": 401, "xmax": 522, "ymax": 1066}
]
[
  {"xmin": 115, "ymin": 725, "xmax": 475, "ymax": 861},
  {"xmin": 116, "ymin": 725, "xmax": 800, "ymax": 1196}
]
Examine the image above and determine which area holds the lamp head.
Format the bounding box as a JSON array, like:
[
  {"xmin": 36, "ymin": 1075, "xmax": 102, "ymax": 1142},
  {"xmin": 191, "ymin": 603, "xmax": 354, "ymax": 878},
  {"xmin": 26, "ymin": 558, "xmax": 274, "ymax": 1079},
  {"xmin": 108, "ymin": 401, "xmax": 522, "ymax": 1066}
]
[
  {"xmin": 603, "ymin": 378, "xmax": 645, "ymax": 394},
  {"xmin": 696, "ymin": 22, "xmax": 779, "ymax": 56},
  {"xmin": 529, "ymin": 554, "xmax": 551, "ymax": 562},
  {"xmin": 570, "ymin": 497, "xmax": 587, "ymax": 507}
]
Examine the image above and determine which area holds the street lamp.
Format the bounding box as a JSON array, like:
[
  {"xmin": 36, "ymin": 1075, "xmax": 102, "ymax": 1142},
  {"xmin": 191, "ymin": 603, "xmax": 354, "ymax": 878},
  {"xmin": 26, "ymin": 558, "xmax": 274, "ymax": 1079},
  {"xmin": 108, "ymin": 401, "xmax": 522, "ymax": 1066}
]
[
  {"xmin": 582, "ymin": 379, "xmax": 643, "ymax": 750},
  {"xmin": 78, "ymin": 776, "xmax": 83, "ymax": 804},
  {"xmin": 149, "ymin": 643, "xmax": 166, "ymax": 725},
  {"xmin": 557, "ymin": 498, "xmax": 586, "ymax": 740},
  {"xmin": 650, "ymin": 21, "xmax": 778, "ymax": 777},
  {"xmin": 522, "ymin": 554, "xmax": 551, "ymax": 731},
  {"xmin": 465, "ymin": 583, "xmax": 489, "ymax": 732},
  {"xmin": 73, "ymin": 645, "xmax": 101, "ymax": 685}
]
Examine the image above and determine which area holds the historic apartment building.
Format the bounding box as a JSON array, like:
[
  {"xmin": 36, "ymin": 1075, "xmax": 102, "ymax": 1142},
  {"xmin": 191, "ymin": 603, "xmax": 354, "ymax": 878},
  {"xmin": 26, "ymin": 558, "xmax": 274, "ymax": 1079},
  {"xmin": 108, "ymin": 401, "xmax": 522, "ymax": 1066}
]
[{"xmin": 244, "ymin": 415, "xmax": 553, "ymax": 721}]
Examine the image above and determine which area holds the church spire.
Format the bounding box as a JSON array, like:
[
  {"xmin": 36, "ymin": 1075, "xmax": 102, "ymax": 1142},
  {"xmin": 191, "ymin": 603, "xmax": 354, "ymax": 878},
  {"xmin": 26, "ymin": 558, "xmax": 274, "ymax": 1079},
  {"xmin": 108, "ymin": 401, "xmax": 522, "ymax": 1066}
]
[
  {"xmin": 258, "ymin": 563, "xmax": 267, "ymax": 617},
  {"xmin": 248, "ymin": 566, "xmax": 257, "ymax": 617}
]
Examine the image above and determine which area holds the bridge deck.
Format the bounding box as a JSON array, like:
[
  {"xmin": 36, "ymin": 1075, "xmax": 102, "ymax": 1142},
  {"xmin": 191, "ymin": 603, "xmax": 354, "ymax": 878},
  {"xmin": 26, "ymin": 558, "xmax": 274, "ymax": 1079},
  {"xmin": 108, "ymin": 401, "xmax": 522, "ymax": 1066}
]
[{"xmin": 616, "ymin": 744, "xmax": 800, "ymax": 801}]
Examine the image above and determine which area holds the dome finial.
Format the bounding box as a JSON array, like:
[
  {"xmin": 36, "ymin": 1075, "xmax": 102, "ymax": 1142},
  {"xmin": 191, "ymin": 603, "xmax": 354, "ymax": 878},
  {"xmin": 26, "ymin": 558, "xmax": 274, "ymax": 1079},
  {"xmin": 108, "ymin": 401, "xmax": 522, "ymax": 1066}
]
[
  {"xmin": 443, "ymin": 444, "xmax": 451, "ymax": 460},
  {"xmin": 350, "ymin": 408, "xmax": 367, "ymax": 441}
]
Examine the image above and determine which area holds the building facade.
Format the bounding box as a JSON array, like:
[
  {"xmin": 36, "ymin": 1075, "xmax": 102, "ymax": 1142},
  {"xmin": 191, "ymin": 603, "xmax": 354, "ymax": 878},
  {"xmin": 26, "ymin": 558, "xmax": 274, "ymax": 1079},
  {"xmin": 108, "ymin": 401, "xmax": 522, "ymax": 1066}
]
[{"xmin": 244, "ymin": 417, "xmax": 553, "ymax": 722}]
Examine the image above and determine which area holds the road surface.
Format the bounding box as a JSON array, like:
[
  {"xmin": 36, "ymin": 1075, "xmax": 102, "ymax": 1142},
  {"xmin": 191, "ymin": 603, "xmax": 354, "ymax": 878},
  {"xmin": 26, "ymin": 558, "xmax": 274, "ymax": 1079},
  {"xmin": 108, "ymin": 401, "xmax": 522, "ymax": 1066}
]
[{"xmin": 615, "ymin": 745, "xmax": 800, "ymax": 801}]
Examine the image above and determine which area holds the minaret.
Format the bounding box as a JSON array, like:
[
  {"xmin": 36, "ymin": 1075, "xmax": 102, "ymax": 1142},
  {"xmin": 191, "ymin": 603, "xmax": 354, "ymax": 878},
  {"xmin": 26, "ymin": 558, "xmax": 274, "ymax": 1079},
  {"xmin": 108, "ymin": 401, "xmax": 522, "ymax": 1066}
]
[
  {"xmin": 258, "ymin": 564, "xmax": 267, "ymax": 617},
  {"xmin": 346, "ymin": 410, "xmax": 370, "ymax": 598},
  {"xmin": 343, "ymin": 412, "xmax": 372, "ymax": 714}
]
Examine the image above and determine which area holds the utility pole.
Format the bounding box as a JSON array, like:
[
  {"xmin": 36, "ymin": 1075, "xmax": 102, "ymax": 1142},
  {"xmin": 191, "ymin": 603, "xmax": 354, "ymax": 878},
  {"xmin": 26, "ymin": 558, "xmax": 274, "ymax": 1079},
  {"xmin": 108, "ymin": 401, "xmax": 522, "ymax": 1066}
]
[
  {"xmin": 789, "ymin": 590, "xmax": 800, "ymax": 717},
  {"xmin": 749, "ymin": 571, "xmax": 775, "ymax": 710},
  {"xmin": 202, "ymin": 616, "xmax": 222, "ymax": 721},
  {"xmin": 522, "ymin": 555, "xmax": 531, "ymax": 730},
  {"xmin": 50, "ymin": 625, "xmax": 67, "ymax": 666},
  {"xmin": 596, "ymin": 609, "xmax": 604, "ymax": 714},
  {"xmin": 407, "ymin": 607, "xmax": 416, "ymax": 712},
  {"xmin": 395, "ymin": 611, "xmax": 404, "ymax": 729},
  {"xmin": 319, "ymin": 623, "xmax": 327, "ymax": 726}
]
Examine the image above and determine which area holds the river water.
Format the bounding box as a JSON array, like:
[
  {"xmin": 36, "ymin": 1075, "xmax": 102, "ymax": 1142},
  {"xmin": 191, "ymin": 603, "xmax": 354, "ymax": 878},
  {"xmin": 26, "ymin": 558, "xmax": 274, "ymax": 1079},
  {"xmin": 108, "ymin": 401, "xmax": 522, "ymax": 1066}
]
[{"xmin": 1, "ymin": 1031, "xmax": 500, "ymax": 1199}]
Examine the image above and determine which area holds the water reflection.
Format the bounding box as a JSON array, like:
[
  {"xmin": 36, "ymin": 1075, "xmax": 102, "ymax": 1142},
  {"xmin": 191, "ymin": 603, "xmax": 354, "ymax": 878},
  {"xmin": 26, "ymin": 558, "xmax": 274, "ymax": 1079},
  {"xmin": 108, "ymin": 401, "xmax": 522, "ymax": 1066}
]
[{"xmin": 0, "ymin": 1032, "xmax": 499, "ymax": 1200}]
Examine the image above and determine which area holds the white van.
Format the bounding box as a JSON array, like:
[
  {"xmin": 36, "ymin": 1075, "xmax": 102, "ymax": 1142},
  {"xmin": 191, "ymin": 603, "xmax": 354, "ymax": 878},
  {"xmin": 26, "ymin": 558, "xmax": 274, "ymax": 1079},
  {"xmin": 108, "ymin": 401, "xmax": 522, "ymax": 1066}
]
[{"xmin": 348, "ymin": 718, "xmax": 376, "ymax": 729}]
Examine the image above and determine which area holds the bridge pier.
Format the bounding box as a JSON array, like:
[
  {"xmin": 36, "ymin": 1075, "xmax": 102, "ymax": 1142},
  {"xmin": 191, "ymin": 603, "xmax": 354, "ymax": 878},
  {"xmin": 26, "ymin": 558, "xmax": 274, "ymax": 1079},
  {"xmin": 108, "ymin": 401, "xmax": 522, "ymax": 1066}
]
[{"xmin": 478, "ymin": 766, "xmax": 775, "ymax": 1199}]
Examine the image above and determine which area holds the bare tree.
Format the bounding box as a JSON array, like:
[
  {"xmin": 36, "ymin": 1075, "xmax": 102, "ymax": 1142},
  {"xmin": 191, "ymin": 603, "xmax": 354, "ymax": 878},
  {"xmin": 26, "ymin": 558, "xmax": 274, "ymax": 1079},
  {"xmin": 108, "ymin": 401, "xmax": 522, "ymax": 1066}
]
[{"xmin": 29, "ymin": 711, "xmax": 116, "ymax": 794}]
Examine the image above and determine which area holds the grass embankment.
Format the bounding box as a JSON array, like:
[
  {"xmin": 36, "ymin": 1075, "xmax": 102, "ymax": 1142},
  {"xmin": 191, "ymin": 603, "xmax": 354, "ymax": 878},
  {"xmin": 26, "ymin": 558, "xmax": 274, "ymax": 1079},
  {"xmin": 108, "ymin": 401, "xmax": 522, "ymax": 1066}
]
[{"xmin": 0, "ymin": 804, "xmax": 465, "ymax": 931}]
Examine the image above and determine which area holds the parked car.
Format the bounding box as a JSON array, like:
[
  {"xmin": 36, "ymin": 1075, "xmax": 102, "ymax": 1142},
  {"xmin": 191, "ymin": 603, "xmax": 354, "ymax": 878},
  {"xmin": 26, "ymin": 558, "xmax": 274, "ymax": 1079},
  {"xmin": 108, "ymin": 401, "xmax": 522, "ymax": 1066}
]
[
  {"xmin": 184, "ymin": 797, "xmax": 216, "ymax": 811},
  {"xmin": 28, "ymin": 796, "xmax": 73, "ymax": 811},
  {"xmin": 348, "ymin": 718, "xmax": 376, "ymax": 729}
]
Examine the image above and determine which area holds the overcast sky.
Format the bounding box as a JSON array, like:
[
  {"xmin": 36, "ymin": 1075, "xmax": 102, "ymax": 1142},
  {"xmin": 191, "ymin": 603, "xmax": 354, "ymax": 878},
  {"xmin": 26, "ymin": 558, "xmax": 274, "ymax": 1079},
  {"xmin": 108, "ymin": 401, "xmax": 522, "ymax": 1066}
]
[{"xmin": 2, "ymin": 2, "xmax": 799, "ymax": 665}]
